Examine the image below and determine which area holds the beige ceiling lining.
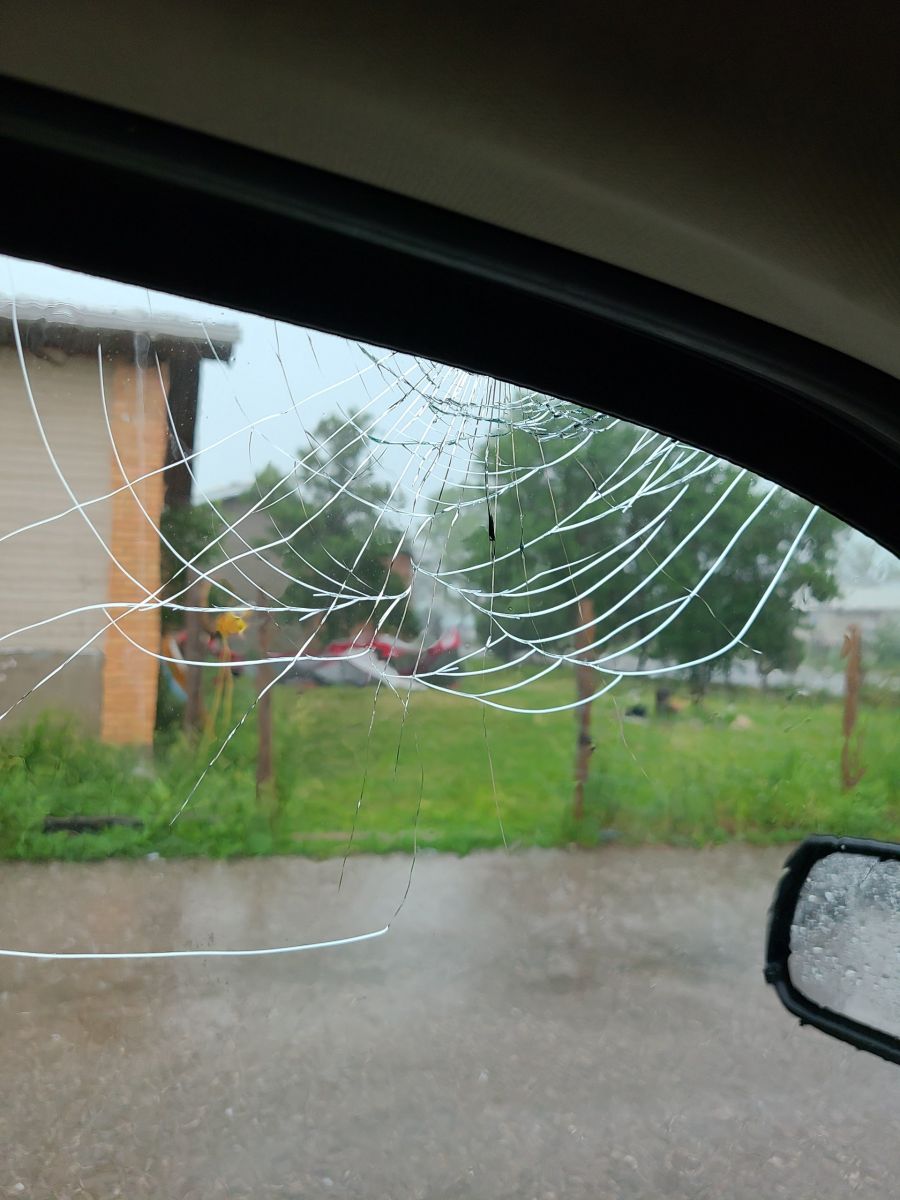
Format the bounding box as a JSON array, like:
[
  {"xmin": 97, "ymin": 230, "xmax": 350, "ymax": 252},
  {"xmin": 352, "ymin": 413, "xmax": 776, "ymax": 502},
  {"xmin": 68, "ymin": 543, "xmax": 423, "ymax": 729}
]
[{"xmin": 3, "ymin": 0, "xmax": 898, "ymax": 379}]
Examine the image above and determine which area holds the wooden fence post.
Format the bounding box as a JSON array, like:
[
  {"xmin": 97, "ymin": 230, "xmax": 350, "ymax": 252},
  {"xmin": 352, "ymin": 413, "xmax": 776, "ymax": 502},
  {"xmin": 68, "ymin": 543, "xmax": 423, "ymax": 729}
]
[
  {"xmin": 183, "ymin": 571, "xmax": 206, "ymax": 736},
  {"xmin": 572, "ymin": 596, "xmax": 596, "ymax": 821}
]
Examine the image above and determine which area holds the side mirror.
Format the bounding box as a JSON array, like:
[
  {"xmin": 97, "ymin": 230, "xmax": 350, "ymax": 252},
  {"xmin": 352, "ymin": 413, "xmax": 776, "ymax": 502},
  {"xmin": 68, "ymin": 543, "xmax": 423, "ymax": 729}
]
[{"xmin": 765, "ymin": 835, "xmax": 900, "ymax": 1066}]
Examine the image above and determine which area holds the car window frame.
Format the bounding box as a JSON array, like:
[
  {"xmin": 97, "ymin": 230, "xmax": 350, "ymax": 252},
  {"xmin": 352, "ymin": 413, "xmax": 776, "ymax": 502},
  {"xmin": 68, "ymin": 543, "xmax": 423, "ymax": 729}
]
[{"xmin": 1, "ymin": 73, "xmax": 898, "ymax": 558}]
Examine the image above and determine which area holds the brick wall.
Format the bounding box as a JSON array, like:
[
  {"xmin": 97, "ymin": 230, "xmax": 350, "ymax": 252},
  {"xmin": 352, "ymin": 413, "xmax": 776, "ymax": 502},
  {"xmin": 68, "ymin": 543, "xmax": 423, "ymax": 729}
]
[{"xmin": 100, "ymin": 359, "xmax": 170, "ymax": 746}]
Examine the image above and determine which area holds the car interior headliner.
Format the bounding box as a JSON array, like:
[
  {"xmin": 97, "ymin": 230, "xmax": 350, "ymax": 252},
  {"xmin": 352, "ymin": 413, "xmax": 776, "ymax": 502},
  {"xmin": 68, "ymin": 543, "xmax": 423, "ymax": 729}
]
[{"xmin": 2, "ymin": 1, "xmax": 898, "ymax": 381}]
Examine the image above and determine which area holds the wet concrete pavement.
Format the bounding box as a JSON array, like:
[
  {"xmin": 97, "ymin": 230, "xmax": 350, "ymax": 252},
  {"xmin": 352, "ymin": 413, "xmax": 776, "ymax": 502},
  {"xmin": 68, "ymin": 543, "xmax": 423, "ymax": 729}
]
[{"xmin": 1, "ymin": 846, "xmax": 898, "ymax": 1199}]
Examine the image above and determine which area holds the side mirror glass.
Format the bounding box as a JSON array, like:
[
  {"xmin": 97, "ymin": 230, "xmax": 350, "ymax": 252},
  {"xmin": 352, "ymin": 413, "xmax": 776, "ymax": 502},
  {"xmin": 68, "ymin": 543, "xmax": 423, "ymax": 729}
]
[{"xmin": 766, "ymin": 836, "xmax": 900, "ymax": 1065}]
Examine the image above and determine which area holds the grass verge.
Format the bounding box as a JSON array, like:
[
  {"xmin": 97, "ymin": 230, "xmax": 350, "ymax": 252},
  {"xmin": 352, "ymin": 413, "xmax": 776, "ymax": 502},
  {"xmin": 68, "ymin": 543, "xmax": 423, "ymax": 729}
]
[{"xmin": 0, "ymin": 672, "xmax": 897, "ymax": 860}]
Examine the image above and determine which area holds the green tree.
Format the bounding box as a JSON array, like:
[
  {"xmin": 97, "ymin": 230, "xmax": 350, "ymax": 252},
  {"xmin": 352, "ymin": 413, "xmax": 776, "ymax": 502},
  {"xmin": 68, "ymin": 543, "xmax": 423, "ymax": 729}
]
[
  {"xmin": 638, "ymin": 463, "xmax": 841, "ymax": 695},
  {"xmin": 261, "ymin": 412, "xmax": 417, "ymax": 644},
  {"xmin": 462, "ymin": 415, "xmax": 666, "ymax": 815},
  {"xmin": 461, "ymin": 405, "xmax": 842, "ymax": 811},
  {"xmin": 158, "ymin": 502, "xmax": 220, "ymax": 631},
  {"xmin": 873, "ymin": 619, "xmax": 900, "ymax": 672}
]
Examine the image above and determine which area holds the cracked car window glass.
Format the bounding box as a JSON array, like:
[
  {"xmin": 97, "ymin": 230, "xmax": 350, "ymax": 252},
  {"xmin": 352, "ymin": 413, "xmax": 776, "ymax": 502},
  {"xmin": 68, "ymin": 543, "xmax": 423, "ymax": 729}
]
[{"xmin": 1, "ymin": 253, "xmax": 899, "ymax": 1198}]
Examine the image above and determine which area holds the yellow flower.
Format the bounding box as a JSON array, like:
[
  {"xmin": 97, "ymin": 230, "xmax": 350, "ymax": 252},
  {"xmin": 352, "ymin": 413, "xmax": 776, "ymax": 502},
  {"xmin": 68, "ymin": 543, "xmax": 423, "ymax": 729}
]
[{"xmin": 215, "ymin": 612, "xmax": 248, "ymax": 637}]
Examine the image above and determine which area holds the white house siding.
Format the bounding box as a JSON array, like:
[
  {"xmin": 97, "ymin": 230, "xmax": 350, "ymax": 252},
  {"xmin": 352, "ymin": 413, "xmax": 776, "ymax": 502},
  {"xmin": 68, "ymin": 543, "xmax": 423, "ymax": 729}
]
[{"xmin": 0, "ymin": 347, "xmax": 114, "ymax": 731}]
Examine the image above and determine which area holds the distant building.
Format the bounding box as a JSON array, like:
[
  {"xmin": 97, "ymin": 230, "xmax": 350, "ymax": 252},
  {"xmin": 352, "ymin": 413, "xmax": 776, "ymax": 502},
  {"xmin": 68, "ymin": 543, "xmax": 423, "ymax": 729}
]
[
  {"xmin": 0, "ymin": 300, "xmax": 238, "ymax": 745},
  {"xmin": 802, "ymin": 583, "xmax": 900, "ymax": 652}
]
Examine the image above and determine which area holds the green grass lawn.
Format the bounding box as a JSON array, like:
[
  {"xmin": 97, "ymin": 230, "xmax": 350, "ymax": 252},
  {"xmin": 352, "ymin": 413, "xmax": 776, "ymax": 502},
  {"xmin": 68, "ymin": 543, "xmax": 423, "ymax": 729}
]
[{"xmin": 0, "ymin": 671, "xmax": 897, "ymax": 861}]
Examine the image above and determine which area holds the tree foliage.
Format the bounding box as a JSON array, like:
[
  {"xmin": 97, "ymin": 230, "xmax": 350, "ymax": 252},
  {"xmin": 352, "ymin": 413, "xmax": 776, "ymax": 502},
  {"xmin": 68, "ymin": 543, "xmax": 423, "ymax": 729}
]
[
  {"xmin": 873, "ymin": 620, "xmax": 900, "ymax": 668},
  {"xmin": 462, "ymin": 410, "xmax": 842, "ymax": 696},
  {"xmin": 158, "ymin": 502, "xmax": 220, "ymax": 631},
  {"xmin": 256, "ymin": 413, "xmax": 416, "ymax": 643}
]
